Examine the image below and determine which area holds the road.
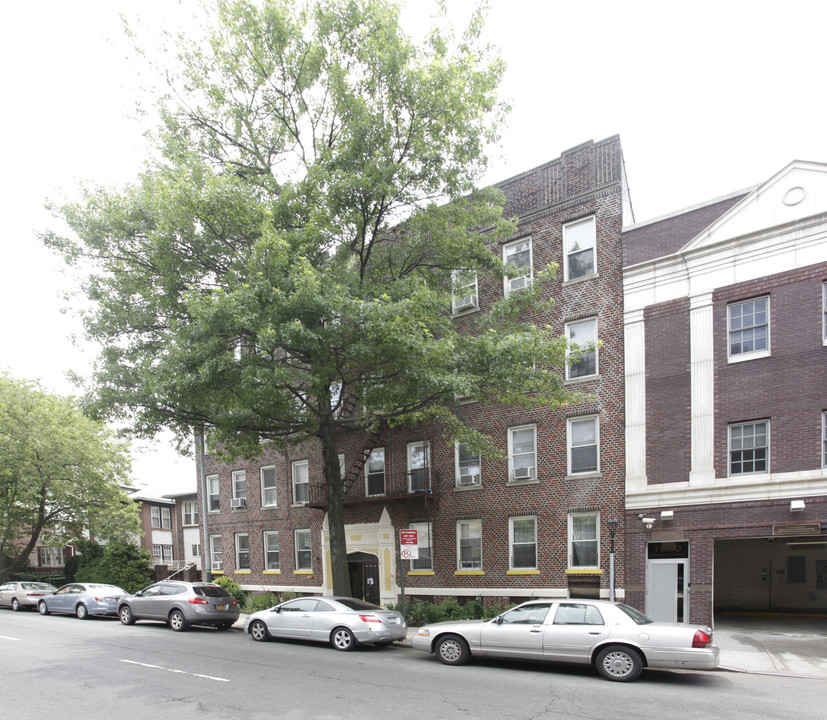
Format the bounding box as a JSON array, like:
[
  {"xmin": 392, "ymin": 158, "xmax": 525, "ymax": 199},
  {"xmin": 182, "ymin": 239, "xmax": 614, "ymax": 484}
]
[{"xmin": 1, "ymin": 609, "xmax": 825, "ymax": 720}]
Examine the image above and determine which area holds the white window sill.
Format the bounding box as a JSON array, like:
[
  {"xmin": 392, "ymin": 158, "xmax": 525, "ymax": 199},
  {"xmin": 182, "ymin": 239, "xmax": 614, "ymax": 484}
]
[
  {"xmin": 728, "ymin": 348, "xmax": 770, "ymax": 364},
  {"xmin": 565, "ymin": 373, "xmax": 601, "ymax": 385},
  {"xmin": 453, "ymin": 484, "xmax": 483, "ymax": 492},
  {"xmin": 566, "ymin": 472, "xmax": 602, "ymax": 480},
  {"xmin": 452, "ymin": 306, "xmax": 480, "ymax": 318},
  {"xmin": 507, "ymin": 478, "xmax": 539, "ymax": 487},
  {"xmin": 563, "ymin": 272, "xmax": 599, "ymax": 287}
]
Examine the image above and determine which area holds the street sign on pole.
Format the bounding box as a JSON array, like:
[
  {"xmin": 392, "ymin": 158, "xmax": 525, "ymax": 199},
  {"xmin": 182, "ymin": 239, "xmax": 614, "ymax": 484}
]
[{"xmin": 400, "ymin": 529, "xmax": 419, "ymax": 560}]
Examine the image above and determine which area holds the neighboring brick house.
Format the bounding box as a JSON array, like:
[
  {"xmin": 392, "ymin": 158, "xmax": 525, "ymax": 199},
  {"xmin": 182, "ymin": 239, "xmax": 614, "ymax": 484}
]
[
  {"xmin": 164, "ymin": 490, "xmax": 202, "ymax": 576},
  {"xmin": 622, "ymin": 161, "xmax": 827, "ymax": 626},
  {"xmin": 197, "ymin": 136, "xmax": 632, "ymax": 606},
  {"xmin": 128, "ymin": 492, "xmax": 182, "ymax": 572}
]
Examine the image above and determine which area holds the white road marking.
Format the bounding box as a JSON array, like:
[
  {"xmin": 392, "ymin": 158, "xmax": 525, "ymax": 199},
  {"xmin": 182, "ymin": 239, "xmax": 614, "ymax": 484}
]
[
  {"xmin": 0, "ymin": 635, "xmax": 21, "ymax": 641},
  {"xmin": 119, "ymin": 659, "xmax": 230, "ymax": 682}
]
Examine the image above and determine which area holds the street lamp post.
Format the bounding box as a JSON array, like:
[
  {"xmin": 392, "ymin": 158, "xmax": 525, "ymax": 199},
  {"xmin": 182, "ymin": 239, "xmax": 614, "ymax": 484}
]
[{"xmin": 607, "ymin": 519, "xmax": 620, "ymax": 602}]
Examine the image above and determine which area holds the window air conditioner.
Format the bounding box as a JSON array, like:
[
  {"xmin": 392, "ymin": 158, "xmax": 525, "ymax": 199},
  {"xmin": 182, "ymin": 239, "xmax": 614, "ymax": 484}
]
[
  {"xmin": 512, "ymin": 466, "xmax": 534, "ymax": 480},
  {"xmin": 454, "ymin": 295, "xmax": 476, "ymax": 312},
  {"xmin": 230, "ymin": 497, "xmax": 247, "ymax": 509},
  {"xmin": 213, "ymin": 561, "xmax": 223, "ymax": 570},
  {"xmin": 509, "ymin": 276, "xmax": 528, "ymax": 291},
  {"xmin": 459, "ymin": 473, "xmax": 480, "ymax": 486}
]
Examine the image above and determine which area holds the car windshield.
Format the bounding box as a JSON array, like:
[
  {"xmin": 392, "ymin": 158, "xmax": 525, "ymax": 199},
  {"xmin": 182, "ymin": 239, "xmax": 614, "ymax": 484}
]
[
  {"xmin": 194, "ymin": 586, "xmax": 232, "ymax": 598},
  {"xmin": 336, "ymin": 598, "xmax": 382, "ymax": 611},
  {"xmin": 616, "ymin": 604, "xmax": 654, "ymax": 625},
  {"xmin": 88, "ymin": 584, "xmax": 120, "ymax": 591}
]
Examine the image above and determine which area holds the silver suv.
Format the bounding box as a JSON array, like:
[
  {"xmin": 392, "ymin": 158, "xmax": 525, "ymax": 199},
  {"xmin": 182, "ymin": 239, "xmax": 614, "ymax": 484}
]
[{"xmin": 118, "ymin": 581, "xmax": 239, "ymax": 632}]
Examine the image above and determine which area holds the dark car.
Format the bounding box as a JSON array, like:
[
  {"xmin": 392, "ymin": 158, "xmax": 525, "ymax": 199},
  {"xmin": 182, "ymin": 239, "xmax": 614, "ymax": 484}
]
[{"xmin": 118, "ymin": 581, "xmax": 239, "ymax": 631}]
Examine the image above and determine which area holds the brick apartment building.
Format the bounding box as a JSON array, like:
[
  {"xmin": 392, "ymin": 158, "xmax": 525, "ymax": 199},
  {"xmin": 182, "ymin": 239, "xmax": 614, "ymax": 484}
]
[
  {"xmin": 622, "ymin": 161, "xmax": 827, "ymax": 625},
  {"xmin": 197, "ymin": 136, "xmax": 633, "ymax": 606}
]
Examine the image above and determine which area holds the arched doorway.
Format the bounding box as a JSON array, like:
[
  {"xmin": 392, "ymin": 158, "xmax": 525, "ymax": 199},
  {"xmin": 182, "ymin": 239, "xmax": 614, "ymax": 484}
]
[{"xmin": 348, "ymin": 551, "xmax": 380, "ymax": 605}]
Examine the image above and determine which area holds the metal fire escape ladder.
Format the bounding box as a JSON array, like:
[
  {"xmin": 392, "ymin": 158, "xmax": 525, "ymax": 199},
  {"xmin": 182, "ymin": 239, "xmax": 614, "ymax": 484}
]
[{"xmin": 341, "ymin": 429, "xmax": 382, "ymax": 496}]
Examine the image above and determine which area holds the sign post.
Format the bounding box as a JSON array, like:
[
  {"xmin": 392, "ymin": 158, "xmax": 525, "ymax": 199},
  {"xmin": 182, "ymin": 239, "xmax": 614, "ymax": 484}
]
[{"xmin": 399, "ymin": 530, "xmax": 418, "ymax": 618}]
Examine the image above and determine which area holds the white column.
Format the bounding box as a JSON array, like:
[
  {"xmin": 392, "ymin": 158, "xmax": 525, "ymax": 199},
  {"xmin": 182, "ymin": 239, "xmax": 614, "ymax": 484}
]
[
  {"xmin": 624, "ymin": 310, "xmax": 647, "ymax": 492},
  {"xmin": 689, "ymin": 293, "xmax": 716, "ymax": 484}
]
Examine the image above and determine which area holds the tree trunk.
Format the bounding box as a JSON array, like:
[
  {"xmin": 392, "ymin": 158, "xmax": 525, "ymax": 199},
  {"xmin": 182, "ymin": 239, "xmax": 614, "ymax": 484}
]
[{"xmin": 319, "ymin": 419, "xmax": 350, "ymax": 597}]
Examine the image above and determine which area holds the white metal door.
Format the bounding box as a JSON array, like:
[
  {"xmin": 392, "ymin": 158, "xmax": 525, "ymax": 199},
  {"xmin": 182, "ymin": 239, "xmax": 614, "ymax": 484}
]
[{"xmin": 646, "ymin": 559, "xmax": 689, "ymax": 622}]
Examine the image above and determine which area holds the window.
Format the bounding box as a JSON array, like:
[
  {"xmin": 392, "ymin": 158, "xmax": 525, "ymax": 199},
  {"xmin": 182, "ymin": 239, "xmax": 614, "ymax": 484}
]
[
  {"xmin": 38, "ymin": 547, "xmax": 66, "ymax": 567},
  {"xmin": 410, "ymin": 522, "xmax": 432, "ymax": 571},
  {"xmin": 261, "ymin": 466, "xmax": 277, "ymax": 507},
  {"xmin": 729, "ymin": 420, "xmax": 769, "ymax": 476},
  {"xmin": 457, "ymin": 520, "xmax": 482, "ymax": 570},
  {"xmin": 210, "ymin": 535, "xmax": 223, "ymax": 570},
  {"xmin": 263, "ymin": 531, "xmax": 280, "ymax": 570},
  {"xmin": 553, "ymin": 602, "xmax": 605, "ymax": 625},
  {"xmin": 191, "ymin": 543, "xmax": 200, "ymax": 558},
  {"xmin": 152, "ymin": 545, "xmax": 174, "ymax": 564},
  {"xmin": 823, "ymin": 283, "xmax": 827, "ymax": 344},
  {"xmin": 499, "ymin": 602, "xmax": 552, "ymax": 624},
  {"xmin": 295, "ymin": 529, "xmax": 312, "ymax": 571},
  {"xmin": 510, "ymin": 516, "xmax": 537, "ymax": 570},
  {"xmin": 563, "ymin": 216, "xmax": 596, "ymax": 280},
  {"xmin": 151, "ymin": 506, "xmax": 171, "ymax": 529},
  {"xmin": 503, "ymin": 238, "xmax": 533, "ymax": 294},
  {"xmin": 566, "ymin": 318, "xmax": 598, "ymax": 379},
  {"xmin": 508, "ymin": 425, "xmax": 536, "ymax": 481},
  {"xmin": 292, "ymin": 460, "xmax": 309, "ymax": 504},
  {"xmin": 339, "ymin": 453, "xmax": 346, "ymax": 480},
  {"xmin": 232, "ymin": 470, "xmax": 247, "ymax": 508},
  {"xmin": 728, "ymin": 297, "xmax": 769, "ymax": 360},
  {"xmin": 568, "ymin": 416, "xmax": 599, "ymax": 474},
  {"xmin": 455, "ymin": 442, "xmax": 481, "ymax": 487},
  {"xmin": 569, "ymin": 512, "xmax": 599, "ymax": 568},
  {"xmin": 182, "ymin": 501, "xmax": 199, "ymax": 526},
  {"xmin": 823, "ymin": 412, "xmax": 827, "ymax": 469},
  {"xmin": 207, "ymin": 475, "xmax": 220, "ymax": 512},
  {"xmin": 235, "ymin": 533, "xmax": 250, "ymax": 570},
  {"xmin": 408, "ymin": 441, "xmax": 429, "ymax": 492},
  {"xmin": 365, "ymin": 448, "xmax": 386, "ymax": 496},
  {"xmin": 452, "ymin": 269, "xmax": 479, "ymax": 314}
]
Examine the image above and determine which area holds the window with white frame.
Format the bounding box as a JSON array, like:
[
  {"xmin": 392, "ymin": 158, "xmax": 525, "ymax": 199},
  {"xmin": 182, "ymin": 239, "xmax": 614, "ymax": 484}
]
[
  {"xmin": 508, "ymin": 425, "xmax": 537, "ymax": 481},
  {"xmin": 568, "ymin": 512, "xmax": 599, "ymax": 568},
  {"xmin": 563, "ymin": 216, "xmax": 596, "ymax": 280},
  {"xmin": 292, "ymin": 460, "xmax": 309, "ymax": 504},
  {"xmin": 566, "ymin": 318, "xmax": 598, "ymax": 379},
  {"xmin": 728, "ymin": 297, "xmax": 769, "ymax": 360},
  {"xmin": 503, "ymin": 238, "xmax": 533, "ymax": 294},
  {"xmin": 365, "ymin": 448, "xmax": 386, "ymax": 496},
  {"xmin": 410, "ymin": 522, "xmax": 433, "ymax": 571},
  {"xmin": 455, "ymin": 442, "xmax": 481, "ymax": 487},
  {"xmin": 151, "ymin": 506, "xmax": 171, "ymax": 529},
  {"xmin": 152, "ymin": 544, "xmax": 174, "ymax": 564},
  {"xmin": 191, "ymin": 543, "xmax": 200, "ymax": 558},
  {"xmin": 822, "ymin": 412, "xmax": 827, "ymax": 469},
  {"xmin": 182, "ymin": 501, "xmax": 199, "ymax": 526},
  {"xmin": 457, "ymin": 520, "xmax": 482, "ymax": 570},
  {"xmin": 210, "ymin": 535, "xmax": 223, "ymax": 570},
  {"xmin": 568, "ymin": 416, "xmax": 599, "ymax": 474},
  {"xmin": 823, "ymin": 282, "xmax": 827, "ymax": 344},
  {"xmin": 339, "ymin": 453, "xmax": 346, "ymax": 480},
  {"xmin": 235, "ymin": 533, "xmax": 250, "ymax": 570},
  {"xmin": 295, "ymin": 529, "xmax": 312, "ymax": 571},
  {"xmin": 38, "ymin": 547, "xmax": 66, "ymax": 567},
  {"xmin": 408, "ymin": 441, "xmax": 429, "ymax": 492},
  {"xmin": 510, "ymin": 516, "xmax": 537, "ymax": 570},
  {"xmin": 729, "ymin": 420, "xmax": 769, "ymax": 476},
  {"xmin": 232, "ymin": 470, "xmax": 247, "ymax": 507},
  {"xmin": 263, "ymin": 531, "xmax": 280, "ymax": 570},
  {"xmin": 261, "ymin": 466, "xmax": 277, "ymax": 507},
  {"xmin": 207, "ymin": 475, "xmax": 220, "ymax": 512},
  {"xmin": 452, "ymin": 269, "xmax": 479, "ymax": 314}
]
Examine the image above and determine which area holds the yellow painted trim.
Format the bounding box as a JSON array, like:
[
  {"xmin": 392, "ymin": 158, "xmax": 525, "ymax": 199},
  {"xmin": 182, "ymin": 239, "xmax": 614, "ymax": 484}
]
[
  {"xmin": 211, "ymin": 570, "xmax": 224, "ymax": 575},
  {"xmin": 454, "ymin": 570, "xmax": 484, "ymax": 576},
  {"xmin": 565, "ymin": 568, "xmax": 603, "ymax": 575},
  {"xmin": 507, "ymin": 570, "xmax": 540, "ymax": 575},
  {"xmin": 407, "ymin": 571, "xmax": 435, "ymax": 576},
  {"xmin": 263, "ymin": 570, "xmax": 281, "ymax": 574},
  {"xmin": 234, "ymin": 570, "xmax": 251, "ymax": 574},
  {"xmin": 294, "ymin": 570, "xmax": 314, "ymax": 575}
]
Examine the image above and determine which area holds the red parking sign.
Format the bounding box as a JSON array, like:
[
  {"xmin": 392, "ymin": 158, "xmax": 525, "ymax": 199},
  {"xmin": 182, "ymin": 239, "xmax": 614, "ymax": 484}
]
[{"xmin": 400, "ymin": 529, "xmax": 419, "ymax": 559}]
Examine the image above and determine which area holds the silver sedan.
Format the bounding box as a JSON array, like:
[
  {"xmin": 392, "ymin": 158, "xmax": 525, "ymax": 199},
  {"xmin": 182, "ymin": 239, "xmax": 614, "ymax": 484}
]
[
  {"xmin": 244, "ymin": 596, "xmax": 407, "ymax": 651},
  {"xmin": 37, "ymin": 583, "xmax": 126, "ymax": 619},
  {"xmin": 0, "ymin": 581, "xmax": 58, "ymax": 611},
  {"xmin": 411, "ymin": 599, "xmax": 720, "ymax": 682}
]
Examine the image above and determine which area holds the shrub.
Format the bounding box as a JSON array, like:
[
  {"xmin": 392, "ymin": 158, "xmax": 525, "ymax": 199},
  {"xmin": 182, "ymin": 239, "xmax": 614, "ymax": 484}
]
[
  {"xmin": 242, "ymin": 591, "xmax": 281, "ymax": 614},
  {"xmin": 210, "ymin": 575, "xmax": 247, "ymax": 605},
  {"xmin": 393, "ymin": 596, "xmax": 516, "ymax": 626}
]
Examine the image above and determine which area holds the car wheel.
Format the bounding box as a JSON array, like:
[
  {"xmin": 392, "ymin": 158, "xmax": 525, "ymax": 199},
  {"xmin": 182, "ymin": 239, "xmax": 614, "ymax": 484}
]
[
  {"xmin": 249, "ymin": 620, "xmax": 269, "ymax": 642},
  {"xmin": 119, "ymin": 606, "xmax": 136, "ymax": 625},
  {"xmin": 435, "ymin": 634, "xmax": 470, "ymax": 666},
  {"xmin": 76, "ymin": 604, "xmax": 89, "ymax": 620},
  {"xmin": 169, "ymin": 610, "xmax": 187, "ymax": 632},
  {"xmin": 595, "ymin": 645, "xmax": 644, "ymax": 682},
  {"xmin": 38, "ymin": 601, "xmax": 50, "ymax": 616},
  {"xmin": 330, "ymin": 626, "xmax": 357, "ymax": 651},
  {"xmin": 11, "ymin": 598, "xmax": 21, "ymax": 612}
]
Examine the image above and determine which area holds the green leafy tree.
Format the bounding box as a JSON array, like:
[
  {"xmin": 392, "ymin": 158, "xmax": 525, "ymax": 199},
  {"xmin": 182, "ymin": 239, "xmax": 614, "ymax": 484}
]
[
  {"xmin": 44, "ymin": 0, "xmax": 581, "ymax": 595},
  {"xmin": 0, "ymin": 374, "xmax": 139, "ymax": 583},
  {"xmin": 74, "ymin": 540, "xmax": 153, "ymax": 593}
]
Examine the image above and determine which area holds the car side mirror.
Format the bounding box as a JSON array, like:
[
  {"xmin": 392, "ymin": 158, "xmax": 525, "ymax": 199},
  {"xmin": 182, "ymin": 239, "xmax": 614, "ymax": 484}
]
[
  {"xmin": 274, "ymin": 606, "xmax": 281, "ymax": 613},
  {"xmin": 495, "ymin": 616, "xmax": 504, "ymax": 624}
]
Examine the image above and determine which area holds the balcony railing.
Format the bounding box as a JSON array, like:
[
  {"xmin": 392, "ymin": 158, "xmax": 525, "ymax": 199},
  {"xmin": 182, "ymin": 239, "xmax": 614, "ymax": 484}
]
[{"xmin": 306, "ymin": 470, "xmax": 436, "ymax": 509}]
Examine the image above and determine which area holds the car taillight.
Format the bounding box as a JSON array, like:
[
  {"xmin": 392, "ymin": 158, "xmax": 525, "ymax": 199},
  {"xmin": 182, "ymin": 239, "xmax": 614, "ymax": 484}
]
[
  {"xmin": 358, "ymin": 614, "xmax": 382, "ymax": 623},
  {"xmin": 231, "ymin": 598, "xmax": 238, "ymax": 606},
  {"xmin": 190, "ymin": 597, "xmax": 209, "ymax": 605},
  {"xmin": 26, "ymin": 592, "xmax": 43, "ymax": 597},
  {"xmin": 692, "ymin": 630, "xmax": 711, "ymax": 648}
]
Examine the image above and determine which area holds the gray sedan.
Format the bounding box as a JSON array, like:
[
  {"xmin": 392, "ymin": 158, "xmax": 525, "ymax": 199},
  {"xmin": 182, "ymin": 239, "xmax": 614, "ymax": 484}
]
[
  {"xmin": 411, "ymin": 599, "xmax": 720, "ymax": 682},
  {"xmin": 37, "ymin": 583, "xmax": 126, "ymax": 619},
  {"xmin": 0, "ymin": 581, "xmax": 58, "ymax": 611},
  {"xmin": 244, "ymin": 596, "xmax": 407, "ymax": 651}
]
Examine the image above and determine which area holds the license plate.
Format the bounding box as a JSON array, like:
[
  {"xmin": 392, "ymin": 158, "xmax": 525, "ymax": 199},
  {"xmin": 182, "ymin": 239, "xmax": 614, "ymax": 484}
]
[{"xmin": 216, "ymin": 604, "xmax": 228, "ymax": 610}]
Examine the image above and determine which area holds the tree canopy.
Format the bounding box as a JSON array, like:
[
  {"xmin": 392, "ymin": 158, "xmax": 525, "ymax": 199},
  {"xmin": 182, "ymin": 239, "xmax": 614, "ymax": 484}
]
[
  {"xmin": 43, "ymin": 0, "xmax": 581, "ymax": 594},
  {"xmin": 0, "ymin": 374, "xmax": 139, "ymax": 582}
]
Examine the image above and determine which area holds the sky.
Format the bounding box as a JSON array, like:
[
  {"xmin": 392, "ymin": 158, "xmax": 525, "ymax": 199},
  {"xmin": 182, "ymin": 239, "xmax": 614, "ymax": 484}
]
[{"xmin": 1, "ymin": 0, "xmax": 825, "ymax": 496}]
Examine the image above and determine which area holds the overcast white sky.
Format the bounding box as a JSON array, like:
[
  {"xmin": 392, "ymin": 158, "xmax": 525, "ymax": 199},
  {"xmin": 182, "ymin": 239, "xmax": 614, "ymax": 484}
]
[{"xmin": 1, "ymin": 0, "xmax": 825, "ymax": 495}]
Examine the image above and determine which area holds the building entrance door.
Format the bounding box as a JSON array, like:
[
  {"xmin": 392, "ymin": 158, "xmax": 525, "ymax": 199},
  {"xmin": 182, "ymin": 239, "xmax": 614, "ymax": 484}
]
[
  {"xmin": 347, "ymin": 551, "xmax": 380, "ymax": 605},
  {"xmin": 646, "ymin": 541, "xmax": 689, "ymax": 622}
]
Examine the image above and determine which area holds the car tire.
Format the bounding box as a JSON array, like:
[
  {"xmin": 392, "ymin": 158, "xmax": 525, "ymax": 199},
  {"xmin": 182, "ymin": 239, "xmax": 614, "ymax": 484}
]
[
  {"xmin": 216, "ymin": 622, "xmax": 233, "ymax": 631},
  {"xmin": 249, "ymin": 620, "xmax": 269, "ymax": 642},
  {"xmin": 595, "ymin": 645, "xmax": 644, "ymax": 682},
  {"xmin": 11, "ymin": 598, "xmax": 21, "ymax": 612},
  {"xmin": 76, "ymin": 604, "xmax": 89, "ymax": 620},
  {"xmin": 169, "ymin": 610, "xmax": 187, "ymax": 632},
  {"xmin": 435, "ymin": 634, "xmax": 470, "ymax": 666},
  {"xmin": 119, "ymin": 606, "xmax": 136, "ymax": 625},
  {"xmin": 38, "ymin": 601, "xmax": 50, "ymax": 616},
  {"xmin": 330, "ymin": 626, "xmax": 357, "ymax": 651}
]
